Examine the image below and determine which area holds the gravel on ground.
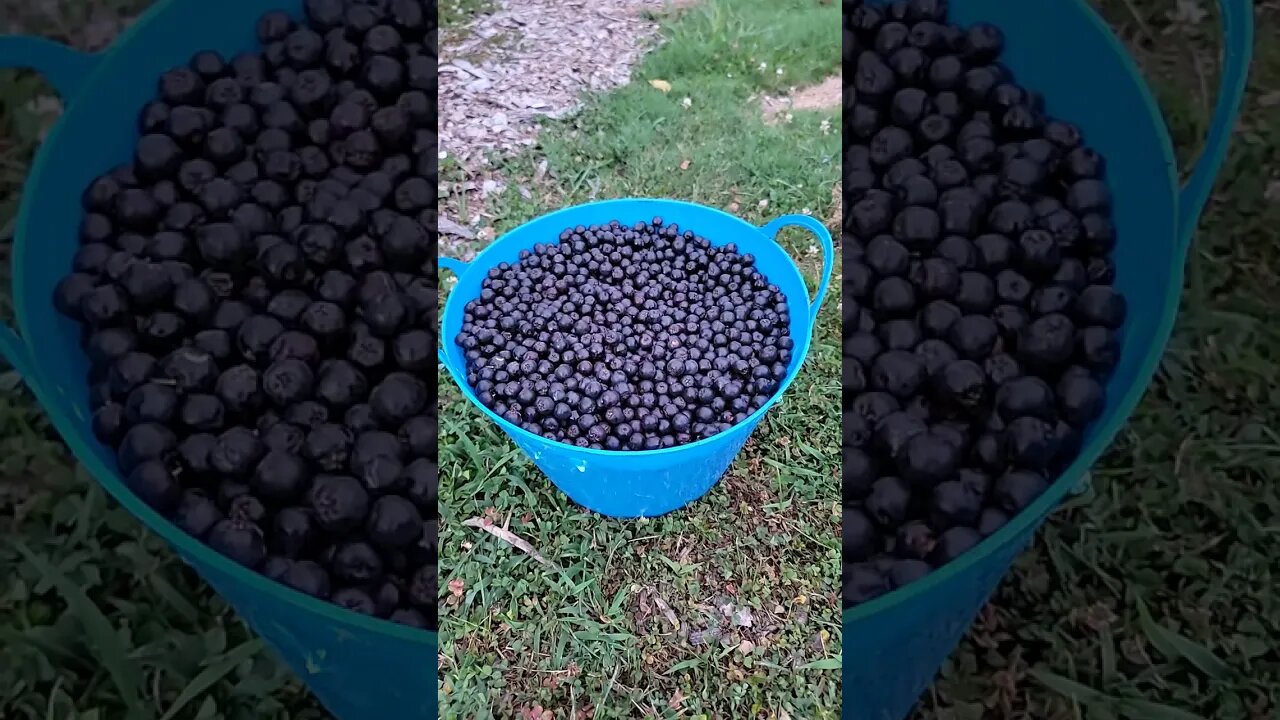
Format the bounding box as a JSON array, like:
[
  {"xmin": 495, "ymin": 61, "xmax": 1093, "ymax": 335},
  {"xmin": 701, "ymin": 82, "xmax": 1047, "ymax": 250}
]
[{"xmin": 438, "ymin": 0, "xmax": 669, "ymax": 253}]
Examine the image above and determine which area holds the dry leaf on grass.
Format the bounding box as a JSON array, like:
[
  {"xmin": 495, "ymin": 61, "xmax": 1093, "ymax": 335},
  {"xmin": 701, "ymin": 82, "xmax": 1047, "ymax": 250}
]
[
  {"xmin": 639, "ymin": 585, "xmax": 681, "ymax": 630},
  {"xmin": 649, "ymin": 79, "xmax": 672, "ymax": 93},
  {"xmin": 1265, "ymin": 180, "xmax": 1280, "ymax": 202},
  {"xmin": 438, "ymin": 214, "xmax": 477, "ymax": 239},
  {"xmin": 668, "ymin": 689, "xmax": 686, "ymax": 710}
]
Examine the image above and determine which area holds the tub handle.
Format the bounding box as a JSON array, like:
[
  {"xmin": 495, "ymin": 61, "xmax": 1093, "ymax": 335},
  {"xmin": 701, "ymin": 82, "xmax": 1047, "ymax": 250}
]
[
  {"xmin": 0, "ymin": 36, "xmax": 100, "ymax": 382},
  {"xmin": 0, "ymin": 35, "xmax": 99, "ymax": 99},
  {"xmin": 757, "ymin": 214, "xmax": 835, "ymax": 330},
  {"xmin": 0, "ymin": 322, "xmax": 35, "ymax": 382},
  {"xmin": 436, "ymin": 256, "xmax": 470, "ymax": 371},
  {"xmin": 1176, "ymin": 0, "xmax": 1254, "ymax": 250}
]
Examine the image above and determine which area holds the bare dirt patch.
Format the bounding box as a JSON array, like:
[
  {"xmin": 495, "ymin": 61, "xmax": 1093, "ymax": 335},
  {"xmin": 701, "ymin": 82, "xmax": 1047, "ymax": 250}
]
[
  {"xmin": 438, "ymin": 0, "xmax": 670, "ymax": 254},
  {"xmin": 761, "ymin": 74, "xmax": 842, "ymax": 125}
]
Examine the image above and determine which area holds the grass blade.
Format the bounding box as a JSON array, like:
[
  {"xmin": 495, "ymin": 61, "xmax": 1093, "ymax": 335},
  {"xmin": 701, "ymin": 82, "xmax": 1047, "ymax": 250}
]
[
  {"xmin": 1118, "ymin": 698, "xmax": 1210, "ymax": 720},
  {"xmin": 160, "ymin": 639, "xmax": 265, "ymax": 720},
  {"xmin": 666, "ymin": 658, "xmax": 702, "ymax": 674},
  {"xmin": 149, "ymin": 572, "xmax": 200, "ymax": 626},
  {"xmin": 797, "ymin": 657, "xmax": 841, "ymax": 670},
  {"xmin": 1029, "ymin": 667, "xmax": 1112, "ymax": 706},
  {"xmin": 1100, "ymin": 625, "xmax": 1117, "ymax": 682},
  {"xmin": 16, "ymin": 544, "xmax": 147, "ymax": 719},
  {"xmin": 0, "ymin": 627, "xmax": 88, "ymax": 669},
  {"xmin": 1134, "ymin": 595, "xmax": 1234, "ymax": 681}
]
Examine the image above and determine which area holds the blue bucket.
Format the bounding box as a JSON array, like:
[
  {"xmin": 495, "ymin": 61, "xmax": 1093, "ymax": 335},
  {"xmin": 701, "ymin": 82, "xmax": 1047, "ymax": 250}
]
[
  {"xmin": 843, "ymin": 1, "xmax": 1253, "ymax": 718},
  {"xmin": 0, "ymin": 1, "xmax": 438, "ymax": 718},
  {"xmin": 439, "ymin": 199, "xmax": 834, "ymax": 518}
]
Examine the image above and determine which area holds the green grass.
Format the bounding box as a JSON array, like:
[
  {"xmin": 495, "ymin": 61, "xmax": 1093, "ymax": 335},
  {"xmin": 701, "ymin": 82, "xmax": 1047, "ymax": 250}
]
[
  {"xmin": 437, "ymin": 1, "xmax": 842, "ymax": 718},
  {"xmin": 439, "ymin": 0, "xmax": 493, "ymax": 30}
]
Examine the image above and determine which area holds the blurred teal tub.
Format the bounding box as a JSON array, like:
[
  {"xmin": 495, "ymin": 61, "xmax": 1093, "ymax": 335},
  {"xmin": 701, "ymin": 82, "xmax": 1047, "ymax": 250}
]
[
  {"xmin": 843, "ymin": 0, "xmax": 1252, "ymax": 718},
  {"xmin": 0, "ymin": 1, "xmax": 438, "ymax": 718}
]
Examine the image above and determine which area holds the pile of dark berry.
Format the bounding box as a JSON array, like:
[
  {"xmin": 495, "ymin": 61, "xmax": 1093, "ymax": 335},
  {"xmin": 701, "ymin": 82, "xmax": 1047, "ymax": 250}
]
[
  {"xmin": 842, "ymin": 0, "xmax": 1127, "ymax": 607},
  {"xmin": 454, "ymin": 219, "xmax": 794, "ymax": 451},
  {"xmin": 51, "ymin": 0, "xmax": 439, "ymax": 630}
]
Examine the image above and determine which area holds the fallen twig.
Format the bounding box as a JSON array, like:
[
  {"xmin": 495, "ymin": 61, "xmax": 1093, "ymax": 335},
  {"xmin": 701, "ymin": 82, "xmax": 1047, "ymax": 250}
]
[{"xmin": 462, "ymin": 517, "xmax": 557, "ymax": 567}]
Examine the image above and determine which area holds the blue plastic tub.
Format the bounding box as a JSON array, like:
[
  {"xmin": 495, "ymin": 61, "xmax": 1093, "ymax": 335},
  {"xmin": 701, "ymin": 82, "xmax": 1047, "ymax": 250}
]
[
  {"xmin": 0, "ymin": 2, "xmax": 437, "ymax": 718},
  {"xmin": 438, "ymin": 199, "xmax": 834, "ymax": 518},
  {"xmin": 844, "ymin": 1, "xmax": 1253, "ymax": 718}
]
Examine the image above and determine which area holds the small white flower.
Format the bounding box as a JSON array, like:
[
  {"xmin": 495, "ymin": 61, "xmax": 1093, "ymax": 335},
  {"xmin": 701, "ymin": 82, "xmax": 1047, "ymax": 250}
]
[
  {"xmin": 802, "ymin": 207, "xmax": 812, "ymax": 215},
  {"xmin": 775, "ymin": 67, "xmax": 784, "ymax": 76},
  {"xmin": 807, "ymin": 244, "xmax": 819, "ymax": 255},
  {"xmin": 758, "ymin": 199, "xmax": 769, "ymax": 209},
  {"xmin": 758, "ymin": 61, "xmax": 768, "ymax": 70},
  {"xmin": 783, "ymin": 112, "xmax": 794, "ymax": 123},
  {"xmin": 681, "ymin": 97, "xmax": 692, "ymax": 108},
  {"xmin": 820, "ymin": 119, "xmax": 831, "ymax": 135},
  {"xmin": 438, "ymin": 150, "xmax": 448, "ymax": 160}
]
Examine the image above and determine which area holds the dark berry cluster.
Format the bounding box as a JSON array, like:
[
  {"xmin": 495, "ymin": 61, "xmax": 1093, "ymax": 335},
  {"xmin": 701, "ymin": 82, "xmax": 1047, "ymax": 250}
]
[
  {"xmin": 842, "ymin": 0, "xmax": 1127, "ymax": 607},
  {"xmin": 52, "ymin": 0, "xmax": 439, "ymax": 630},
  {"xmin": 454, "ymin": 219, "xmax": 794, "ymax": 450}
]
